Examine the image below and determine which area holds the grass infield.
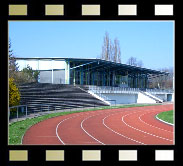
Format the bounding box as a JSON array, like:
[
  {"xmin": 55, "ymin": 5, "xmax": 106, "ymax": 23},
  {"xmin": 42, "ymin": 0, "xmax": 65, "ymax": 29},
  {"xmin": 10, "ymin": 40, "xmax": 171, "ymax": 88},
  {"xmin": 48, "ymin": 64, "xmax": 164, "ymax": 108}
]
[
  {"xmin": 9, "ymin": 104, "xmax": 160, "ymax": 145},
  {"xmin": 156, "ymin": 110, "xmax": 174, "ymax": 125}
]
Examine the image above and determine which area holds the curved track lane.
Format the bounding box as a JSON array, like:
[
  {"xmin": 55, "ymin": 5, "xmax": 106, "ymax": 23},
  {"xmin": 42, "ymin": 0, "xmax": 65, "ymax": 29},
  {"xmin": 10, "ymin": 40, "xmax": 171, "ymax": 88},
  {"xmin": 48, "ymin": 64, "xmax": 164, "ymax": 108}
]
[{"xmin": 22, "ymin": 104, "xmax": 174, "ymax": 145}]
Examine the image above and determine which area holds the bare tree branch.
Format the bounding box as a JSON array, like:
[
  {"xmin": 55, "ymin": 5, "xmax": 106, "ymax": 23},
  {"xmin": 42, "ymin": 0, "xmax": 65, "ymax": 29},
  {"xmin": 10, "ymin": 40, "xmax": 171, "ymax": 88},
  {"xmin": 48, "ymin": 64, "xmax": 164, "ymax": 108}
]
[{"xmin": 100, "ymin": 32, "xmax": 121, "ymax": 63}]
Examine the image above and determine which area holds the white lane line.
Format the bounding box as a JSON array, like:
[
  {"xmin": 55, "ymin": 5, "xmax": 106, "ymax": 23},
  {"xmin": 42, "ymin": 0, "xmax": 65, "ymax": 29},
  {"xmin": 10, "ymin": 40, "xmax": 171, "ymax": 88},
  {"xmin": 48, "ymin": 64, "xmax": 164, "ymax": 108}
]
[
  {"xmin": 155, "ymin": 114, "xmax": 174, "ymax": 126},
  {"xmin": 56, "ymin": 112, "xmax": 95, "ymax": 144},
  {"xmin": 121, "ymin": 111, "xmax": 173, "ymax": 142},
  {"xmin": 102, "ymin": 113, "xmax": 146, "ymax": 145},
  {"xmin": 102, "ymin": 109, "xmax": 173, "ymax": 144},
  {"xmin": 139, "ymin": 112, "xmax": 173, "ymax": 133},
  {"xmin": 81, "ymin": 115, "xmax": 105, "ymax": 145},
  {"xmin": 56, "ymin": 109, "xmax": 115, "ymax": 145},
  {"xmin": 56, "ymin": 116, "xmax": 75, "ymax": 145},
  {"xmin": 56, "ymin": 105, "xmax": 173, "ymax": 145},
  {"xmin": 80, "ymin": 108, "xmax": 144, "ymax": 145}
]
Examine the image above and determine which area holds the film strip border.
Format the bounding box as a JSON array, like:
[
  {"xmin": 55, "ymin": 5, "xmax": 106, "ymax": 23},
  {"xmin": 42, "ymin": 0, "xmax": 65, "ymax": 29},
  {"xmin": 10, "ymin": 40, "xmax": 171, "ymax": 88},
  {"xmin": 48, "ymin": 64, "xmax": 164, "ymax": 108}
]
[
  {"xmin": 8, "ymin": 149, "xmax": 175, "ymax": 162},
  {"xmin": 2, "ymin": 0, "xmax": 178, "ymax": 166},
  {"xmin": 8, "ymin": 4, "xmax": 174, "ymax": 17},
  {"xmin": 8, "ymin": 0, "xmax": 175, "ymax": 19}
]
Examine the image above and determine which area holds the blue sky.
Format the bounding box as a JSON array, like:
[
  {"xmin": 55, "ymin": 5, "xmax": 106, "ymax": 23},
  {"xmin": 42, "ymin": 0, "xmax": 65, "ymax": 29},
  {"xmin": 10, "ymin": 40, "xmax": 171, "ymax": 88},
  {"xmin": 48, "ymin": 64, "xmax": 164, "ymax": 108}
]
[{"xmin": 9, "ymin": 21, "xmax": 174, "ymax": 70}]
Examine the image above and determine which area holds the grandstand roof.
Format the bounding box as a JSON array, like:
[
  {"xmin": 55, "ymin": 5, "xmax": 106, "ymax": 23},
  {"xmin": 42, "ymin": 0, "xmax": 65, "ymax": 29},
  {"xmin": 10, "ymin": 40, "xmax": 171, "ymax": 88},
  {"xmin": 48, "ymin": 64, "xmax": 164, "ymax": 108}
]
[{"xmin": 15, "ymin": 57, "xmax": 169, "ymax": 77}]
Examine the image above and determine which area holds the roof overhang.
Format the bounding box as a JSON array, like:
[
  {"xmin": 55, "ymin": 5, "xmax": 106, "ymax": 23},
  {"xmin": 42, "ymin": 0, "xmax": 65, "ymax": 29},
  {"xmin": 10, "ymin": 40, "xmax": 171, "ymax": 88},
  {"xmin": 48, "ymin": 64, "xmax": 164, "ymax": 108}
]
[{"xmin": 15, "ymin": 57, "xmax": 169, "ymax": 76}]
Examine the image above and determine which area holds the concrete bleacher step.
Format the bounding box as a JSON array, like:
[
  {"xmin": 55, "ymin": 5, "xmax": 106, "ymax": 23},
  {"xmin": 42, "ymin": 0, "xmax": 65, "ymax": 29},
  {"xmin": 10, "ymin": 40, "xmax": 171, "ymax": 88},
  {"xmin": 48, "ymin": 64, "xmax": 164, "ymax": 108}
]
[
  {"xmin": 18, "ymin": 83, "xmax": 109, "ymax": 112},
  {"xmin": 20, "ymin": 98, "xmax": 106, "ymax": 104}
]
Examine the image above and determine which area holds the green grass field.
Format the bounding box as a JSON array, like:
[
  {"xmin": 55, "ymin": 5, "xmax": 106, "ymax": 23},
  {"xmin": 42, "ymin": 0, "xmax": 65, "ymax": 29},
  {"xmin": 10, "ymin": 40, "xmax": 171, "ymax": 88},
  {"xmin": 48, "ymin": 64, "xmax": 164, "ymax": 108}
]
[
  {"xmin": 9, "ymin": 104, "xmax": 160, "ymax": 145},
  {"xmin": 156, "ymin": 110, "xmax": 174, "ymax": 124}
]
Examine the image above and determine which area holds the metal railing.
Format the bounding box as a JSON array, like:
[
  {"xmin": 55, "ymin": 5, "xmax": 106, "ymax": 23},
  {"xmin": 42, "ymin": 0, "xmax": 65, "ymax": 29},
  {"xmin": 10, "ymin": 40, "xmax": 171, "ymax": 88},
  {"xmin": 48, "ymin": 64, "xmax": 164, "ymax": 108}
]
[
  {"xmin": 9, "ymin": 104, "xmax": 57, "ymax": 122},
  {"xmin": 88, "ymin": 86, "xmax": 140, "ymax": 104},
  {"xmin": 88, "ymin": 85, "xmax": 173, "ymax": 94},
  {"xmin": 87, "ymin": 85, "xmax": 173, "ymax": 104},
  {"xmin": 88, "ymin": 85, "xmax": 140, "ymax": 94},
  {"xmin": 9, "ymin": 103, "xmax": 105, "ymax": 123},
  {"xmin": 9, "ymin": 105, "xmax": 28, "ymax": 122},
  {"xmin": 146, "ymin": 88, "xmax": 173, "ymax": 94}
]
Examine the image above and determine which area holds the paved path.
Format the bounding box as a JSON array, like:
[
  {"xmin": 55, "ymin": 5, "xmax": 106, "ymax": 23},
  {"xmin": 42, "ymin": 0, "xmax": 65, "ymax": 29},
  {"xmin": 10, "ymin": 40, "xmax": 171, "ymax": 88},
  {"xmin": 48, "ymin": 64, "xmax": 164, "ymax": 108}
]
[{"xmin": 22, "ymin": 104, "xmax": 174, "ymax": 145}]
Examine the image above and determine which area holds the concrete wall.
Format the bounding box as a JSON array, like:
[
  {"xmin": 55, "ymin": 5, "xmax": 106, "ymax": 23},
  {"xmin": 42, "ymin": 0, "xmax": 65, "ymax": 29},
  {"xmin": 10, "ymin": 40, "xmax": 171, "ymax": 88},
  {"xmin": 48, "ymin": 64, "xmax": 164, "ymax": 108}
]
[
  {"xmin": 17, "ymin": 59, "xmax": 66, "ymax": 71},
  {"xmin": 101, "ymin": 92, "xmax": 173, "ymax": 104},
  {"xmin": 101, "ymin": 92, "xmax": 158, "ymax": 104},
  {"xmin": 137, "ymin": 92, "xmax": 156, "ymax": 104},
  {"xmin": 155, "ymin": 94, "xmax": 167, "ymax": 101},
  {"xmin": 103, "ymin": 93, "xmax": 138, "ymax": 104},
  {"xmin": 157, "ymin": 93, "xmax": 174, "ymax": 102},
  {"xmin": 40, "ymin": 70, "xmax": 65, "ymax": 84}
]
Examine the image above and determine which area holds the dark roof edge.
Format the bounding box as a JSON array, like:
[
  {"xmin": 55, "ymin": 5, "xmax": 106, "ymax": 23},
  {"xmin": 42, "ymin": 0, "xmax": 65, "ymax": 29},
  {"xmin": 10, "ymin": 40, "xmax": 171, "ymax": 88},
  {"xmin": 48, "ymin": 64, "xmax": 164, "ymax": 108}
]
[{"xmin": 15, "ymin": 57, "xmax": 169, "ymax": 75}]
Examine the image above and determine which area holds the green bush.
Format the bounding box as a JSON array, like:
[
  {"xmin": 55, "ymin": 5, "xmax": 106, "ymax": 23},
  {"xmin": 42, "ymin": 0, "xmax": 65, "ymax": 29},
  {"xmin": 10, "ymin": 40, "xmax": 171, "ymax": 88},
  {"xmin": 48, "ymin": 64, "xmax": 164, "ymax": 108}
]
[{"xmin": 9, "ymin": 78, "xmax": 20, "ymax": 112}]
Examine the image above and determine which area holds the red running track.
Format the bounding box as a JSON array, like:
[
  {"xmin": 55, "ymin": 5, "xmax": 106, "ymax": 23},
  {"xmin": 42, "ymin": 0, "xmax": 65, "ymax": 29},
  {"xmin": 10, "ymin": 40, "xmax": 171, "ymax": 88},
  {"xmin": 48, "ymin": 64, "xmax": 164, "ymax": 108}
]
[{"xmin": 22, "ymin": 104, "xmax": 174, "ymax": 145}]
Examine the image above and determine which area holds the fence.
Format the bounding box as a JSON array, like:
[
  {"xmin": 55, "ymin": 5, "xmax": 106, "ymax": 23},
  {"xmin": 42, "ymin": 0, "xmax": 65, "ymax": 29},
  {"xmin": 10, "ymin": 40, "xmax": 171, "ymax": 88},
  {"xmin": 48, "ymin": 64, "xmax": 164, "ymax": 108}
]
[
  {"xmin": 88, "ymin": 85, "xmax": 140, "ymax": 94},
  {"xmin": 146, "ymin": 88, "xmax": 173, "ymax": 94},
  {"xmin": 88, "ymin": 85, "xmax": 173, "ymax": 94},
  {"xmin": 9, "ymin": 105, "xmax": 28, "ymax": 122},
  {"xmin": 9, "ymin": 103, "xmax": 104, "ymax": 123}
]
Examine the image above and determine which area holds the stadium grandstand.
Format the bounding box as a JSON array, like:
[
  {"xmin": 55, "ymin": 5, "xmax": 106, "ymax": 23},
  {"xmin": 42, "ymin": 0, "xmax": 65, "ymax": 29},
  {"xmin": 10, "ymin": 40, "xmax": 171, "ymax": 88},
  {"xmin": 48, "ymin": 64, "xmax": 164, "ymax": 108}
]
[{"xmin": 15, "ymin": 57, "xmax": 174, "ymax": 112}]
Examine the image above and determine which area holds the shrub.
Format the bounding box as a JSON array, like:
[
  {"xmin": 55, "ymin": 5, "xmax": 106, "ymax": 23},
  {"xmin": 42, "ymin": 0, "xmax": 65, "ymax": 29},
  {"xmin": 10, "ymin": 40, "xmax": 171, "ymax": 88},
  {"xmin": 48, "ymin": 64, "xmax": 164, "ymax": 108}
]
[{"xmin": 9, "ymin": 78, "xmax": 20, "ymax": 111}]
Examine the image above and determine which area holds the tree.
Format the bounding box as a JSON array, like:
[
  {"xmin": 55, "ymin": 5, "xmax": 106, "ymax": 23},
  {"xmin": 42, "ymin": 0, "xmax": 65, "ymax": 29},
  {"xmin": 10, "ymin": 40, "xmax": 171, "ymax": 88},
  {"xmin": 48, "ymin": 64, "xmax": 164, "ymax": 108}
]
[
  {"xmin": 127, "ymin": 57, "xmax": 137, "ymax": 66},
  {"xmin": 137, "ymin": 60, "xmax": 143, "ymax": 67},
  {"xmin": 112, "ymin": 38, "xmax": 121, "ymax": 63},
  {"xmin": 9, "ymin": 39, "xmax": 19, "ymax": 79},
  {"xmin": 9, "ymin": 78, "xmax": 20, "ymax": 108},
  {"xmin": 33, "ymin": 70, "xmax": 40, "ymax": 82},
  {"xmin": 126, "ymin": 56, "xmax": 143, "ymax": 67},
  {"xmin": 20, "ymin": 65, "xmax": 40, "ymax": 83},
  {"xmin": 100, "ymin": 32, "xmax": 121, "ymax": 63},
  {"xmin": 101, "ymin": 32, "xmax": 111, "ymax": 61},
  {"xmin": 9, "ymin": 39, "xmax": 40, "ymax": 84},
  {"xmin": 149, "ymin": 67, "xmax": 173, "ymax": 90},
  {"xmin": 9, "ymin": 40, "xmax": 21, "ymax": 109}
]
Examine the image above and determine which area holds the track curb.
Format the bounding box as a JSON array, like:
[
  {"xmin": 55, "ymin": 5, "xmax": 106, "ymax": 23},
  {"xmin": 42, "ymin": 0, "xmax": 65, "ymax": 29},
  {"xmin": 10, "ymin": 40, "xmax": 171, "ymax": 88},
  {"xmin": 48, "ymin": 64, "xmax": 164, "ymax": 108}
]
[{"xmin": 155, "ymin": 114, "xmax": 174, "ymax": 126}]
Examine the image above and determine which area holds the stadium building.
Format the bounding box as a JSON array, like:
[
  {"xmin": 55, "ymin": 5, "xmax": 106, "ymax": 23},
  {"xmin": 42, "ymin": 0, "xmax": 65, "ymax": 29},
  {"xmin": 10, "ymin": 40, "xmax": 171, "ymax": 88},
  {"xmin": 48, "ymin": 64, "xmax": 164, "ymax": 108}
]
[
  {"xmin": 15, "ymin": 57, "xmax": 173, "ymax": 111},
  {"xmin": 16, "ymin": 57, "xmax": 168, "ymax": 87}
]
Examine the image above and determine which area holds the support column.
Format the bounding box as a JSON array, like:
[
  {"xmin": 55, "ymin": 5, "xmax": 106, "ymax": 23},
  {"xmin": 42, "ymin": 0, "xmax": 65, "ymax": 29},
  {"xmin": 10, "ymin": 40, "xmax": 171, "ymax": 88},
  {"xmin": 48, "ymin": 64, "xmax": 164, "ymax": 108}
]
[
  {"xmin": 126, "ymin": 71, "xmax": 129, "ymax": 87},
  {"xmin": 65, "ymin": 60, "xmax": 70, "ymax": 84},
  {"xmin": 38, "ymin": 60, "xmax": 39, "ymax": 70},
  {"xmin": 137, "ymin": 74, "xmax": 139, "ymax": 88},
  {"xmin": 145, "ymin": 75, "xmax": 148, "ymax": 89},
  {"xmin": 140, "ymin": 75, "xmax": 143, "ymax": 88},
  {"xmin": 38, "ymin": 60, "xmax": 40, "ymax": 83},
  {"xmin": 108, "ymin": 72, "xmax": 111, "ymax": 86},
  {"xmin": 135, "ymin": 74, "xmax": 137, "ymax": 88},
  {"xmin": 92, "ymin": 72, "xmax": 95, "ymax": 85},
  {"xmin": 80, "ymin": 66, "xmax": 83, "ymax": 85},
  {"xmin": 112, "ymin": 71, "xmax": 115, "ymax": 86},
  {"xmin": 103, "ymin": 72, "xmax": 106, "ymax": 86},
  {"xmin": 51, "ymin": 60, "xmax": 54, "ymax": 84},
  {"xmin": 97, "ymin": 71, "xmax": 99, "ymax": 86},
  {"xmin": 73, "ymin": 63, "xmax": 75, "ymax": 85}
]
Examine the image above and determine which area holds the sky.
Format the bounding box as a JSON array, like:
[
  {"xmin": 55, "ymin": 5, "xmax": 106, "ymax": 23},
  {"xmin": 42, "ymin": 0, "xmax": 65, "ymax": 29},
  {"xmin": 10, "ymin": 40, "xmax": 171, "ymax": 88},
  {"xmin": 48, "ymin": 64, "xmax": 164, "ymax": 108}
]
[{"xmin": 9, "ymin": 21, "xmax": 174, "ymax": 70}]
